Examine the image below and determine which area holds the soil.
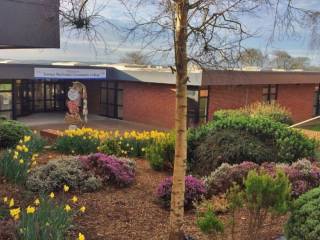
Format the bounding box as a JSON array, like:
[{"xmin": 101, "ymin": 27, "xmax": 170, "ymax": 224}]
[{"xmin": 0, "ymin": 150, "xmax": 286, "ymax": 240}]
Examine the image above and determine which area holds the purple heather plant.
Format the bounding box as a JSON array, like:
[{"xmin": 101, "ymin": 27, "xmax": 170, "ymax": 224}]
[
  {"xmin": 79, "ymin": 153, "xmax": 135, "ymax": 187},
  {"xmin": 205, "ymin": 159, "xmax": 320, "ymax": 198},
  {"xmin": 156, "ymin": 175, "xmax": 207, "ymax": 209}
]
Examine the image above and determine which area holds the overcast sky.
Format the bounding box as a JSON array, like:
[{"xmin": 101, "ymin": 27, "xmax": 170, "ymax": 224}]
[{"xmin": 1, "ymin": 0, "xmax": 320, "ymax": 65}]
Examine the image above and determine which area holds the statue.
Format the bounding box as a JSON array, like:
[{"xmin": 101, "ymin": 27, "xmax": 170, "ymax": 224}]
[{"xmin": 65, "ymin": 82, "xmax": 88, "ymax": 128}]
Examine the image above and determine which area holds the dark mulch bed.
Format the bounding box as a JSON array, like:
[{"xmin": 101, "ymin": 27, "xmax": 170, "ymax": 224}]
[{"xmin": 0, "ymin": 151, "xmax": 286, "ymax": 240}]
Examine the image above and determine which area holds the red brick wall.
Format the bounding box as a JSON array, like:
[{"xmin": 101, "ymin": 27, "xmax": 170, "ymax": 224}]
[
  {"xmin": 208, "ymin": 84, "xmax": 316, "ymax": 123},
  {"xmin": 277, "ymin": 84, "xmax": 316, "ymax": 123},
  {"xmin": 123, "ymin": 82, "xmax": 176, "ymax": 129},
  {"xmin": 208, "ymin": 85, "xmax": 263, "ymax": 120}
]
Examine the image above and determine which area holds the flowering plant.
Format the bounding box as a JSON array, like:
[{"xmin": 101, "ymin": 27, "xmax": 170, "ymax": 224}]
[
  {"xmin": 156, "ymin": 175, "xmax": 207, "ymax": 209},
  {"xmin": 80, "ymin": 153, "xmax": 136, "ymax": 187},
  {"xmin": 99, "ymin": 130, "xmax": 171, "ymax": 158},
  {"xmin": 205, "ymin": 159, "xmax": 320, "ymax": 197},
  {"xmin": 0, "ymin": 135, "xmax": 43, "ymax": 184},
  {"xmin": 2, "ymin": 188, "xmax": 86, "ymax": 240}
]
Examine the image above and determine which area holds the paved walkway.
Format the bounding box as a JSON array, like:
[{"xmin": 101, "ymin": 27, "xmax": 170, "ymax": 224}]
[{"xmin": 18, "ymin": 113, "xmax": 167, "ymax": 132}]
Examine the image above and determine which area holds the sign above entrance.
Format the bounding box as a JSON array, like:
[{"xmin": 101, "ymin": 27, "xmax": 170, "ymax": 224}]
[{"xmin": 34, "ymin": 68, "xmax": 106, "ymax": 80}]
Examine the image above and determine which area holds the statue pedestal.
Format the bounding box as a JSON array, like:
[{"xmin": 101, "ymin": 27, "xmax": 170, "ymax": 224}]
[{"xmin": 68, "ymin": 125, "xmax": 78, "ymax": 130}]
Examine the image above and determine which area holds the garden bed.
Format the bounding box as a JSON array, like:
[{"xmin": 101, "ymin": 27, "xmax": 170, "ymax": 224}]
[{"xmin": 0, "ymin": 155, "xmax": 286, "ymax": 240}]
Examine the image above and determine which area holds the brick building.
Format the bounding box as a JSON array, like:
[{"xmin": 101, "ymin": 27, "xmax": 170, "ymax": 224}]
[{"xmin": 0, "ymin": 62, "xmax": 319, "ymax": 128}]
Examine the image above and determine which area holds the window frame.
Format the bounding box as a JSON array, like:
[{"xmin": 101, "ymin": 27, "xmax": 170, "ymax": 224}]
[
  {"xmin": 263, "ymin": 84, "xmax": 278, "ymax": 103},
  {"xmin": 0, "ymin": 80, "xmax": 13, "ymax": 119}
]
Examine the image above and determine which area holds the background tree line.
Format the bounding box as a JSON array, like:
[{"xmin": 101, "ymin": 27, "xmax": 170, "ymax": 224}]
[{"xmin": 239, "ymin": 48, "xmax": 320, "ymax": 71}]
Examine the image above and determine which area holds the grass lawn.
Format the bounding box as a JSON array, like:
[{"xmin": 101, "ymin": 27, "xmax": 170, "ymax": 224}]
[{"xmin": 299, "ymin": 124, "xmax": 320, "ymax": 131}]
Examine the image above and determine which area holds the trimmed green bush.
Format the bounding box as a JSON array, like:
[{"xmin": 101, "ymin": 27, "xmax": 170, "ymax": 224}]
[
  {"xmin": 0, "ymin": 120, "xmax": 32, "ymax": 149},
  {"xmin": 193, "ymin": 129, "xmax": 275, "ymax": 175},
  {"xmin": 285, "ymin": 187, "xmax": 320, "ymax": 240},
  {"xmin": 212, "ymin": 115, "xmax": 316, "ymax": 163},
  {"xmin": 26, "ymin": 158, "xmax": 103, "ymax": 193}
]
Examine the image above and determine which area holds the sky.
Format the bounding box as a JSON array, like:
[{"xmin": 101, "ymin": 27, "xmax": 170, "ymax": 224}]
[{"xmin": 1, "ymin": 0, "xmax": 320, "ymax": 65}]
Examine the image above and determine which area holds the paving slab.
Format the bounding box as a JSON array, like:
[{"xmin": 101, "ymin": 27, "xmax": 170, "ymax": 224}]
[{"xmin": 18, "ymin": 113, "xmax": 168, "ymax": 132}]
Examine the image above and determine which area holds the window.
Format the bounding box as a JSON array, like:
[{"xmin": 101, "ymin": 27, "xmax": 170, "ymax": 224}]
[
  {"xmin": 0, "ymin": 81, "xmax": 13, "ymax": 119},
  {"xmin": 100, "ymin": 81, "xmax": 123, "ymax": 119},
  {"xmin": 199, "ymin": 89, "xmax": 209, "ymax": 124},
  {"xmin": 263, "ymin": 85, "xmax": 278, "ymax": 103},
  {"xmin": 187, "ymin": 87, "xmax": 209, "ymax": 127},
  {"xmin": 314, "ymin": 85, "xmax": 320, "ymax": 116}
]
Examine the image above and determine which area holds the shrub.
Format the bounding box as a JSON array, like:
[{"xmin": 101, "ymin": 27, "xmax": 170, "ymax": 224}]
[
  {"xmin": 193, "ymin": 129, "xmax": 274, "ymax": 175},
  {"xmin": 244, "ymin": 170, "xmax": 290, "ymax": 240},
  {"xmin": 205, "ymin": 159, "xmax": 320, "ymax": 198},
  {"xmin": 213, "ymin": 109, "xmax": 247, "ymax": 121},
  {"xmin": 26, "ymin": 158, "xmax": 103, "ymax": 193},
  {"xmin": 145, "ymin": 133, "xmax": 175, "ymax": 171},
  {"xmin": 156, "ymin": 175, "xmax": 206, "ymax": 209},
  {"xmin": 0, "ymin": 120, "xmax": 32, "ymax": 149},
  {"xmin": 145, "ymin": 144, "xmax": 165, "ymax": 170},
  {"xmin": 285, "ymin": 187, "xmax": 320, "ymax": 240},
  {"xmin": 243, "ymin": 102, "xmax": 293, "ymax": 125},
  {"xmin": 0, "ymin": 135, "xmax": 44, "ymax": 184},
  {"xmin": 79, "ymin": 153, "xmax": 136, "ymax": 187},
  {"xmin": 196, "ymin": 207, "xmax": 224, "ymax": 235},
  {"xmin": 18, "ymin": 196, "xmax": 73, "ymax": 240},
  {"xmin": 205, "ymin": 162, "xmax": 259, "ymax": 196},
  {"xmin": 213, "ymin": 102, "xmax": 293, "ymax": 125},
  {"xmin": 209, "ymin": 115, "xmax": 316, "ymax": 163}
]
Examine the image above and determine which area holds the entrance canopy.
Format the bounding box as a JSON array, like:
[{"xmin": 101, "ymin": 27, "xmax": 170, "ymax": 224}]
[{"xmin": 34, "ymin": 68, "xmax": 107, "ymax": 80}]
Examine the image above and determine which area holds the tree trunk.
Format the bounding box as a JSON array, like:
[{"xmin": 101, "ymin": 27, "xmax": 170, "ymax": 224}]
[{"xmin": 169, "ymin": 1, "xmax": 188, "ymax": 240}]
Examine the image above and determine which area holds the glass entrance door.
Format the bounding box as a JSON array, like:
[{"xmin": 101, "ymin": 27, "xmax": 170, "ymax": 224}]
[
  {"xmin": 15, "ymin": 80, "xmax": 33, "ymax": 117},
  {"xmin": 100, "ymin": 81, "xmax": 123, "ymax": 119},
  {"xmin": 15, "ymin": 80, "xmax": 68, "ymax": 118}
]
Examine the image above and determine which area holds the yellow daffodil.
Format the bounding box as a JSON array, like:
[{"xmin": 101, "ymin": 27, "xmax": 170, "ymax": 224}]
[
  {"xmin": 19, "ymin": 159, "xmax": 24, "ymax": 164},
  {"xmin": 34, "ymin": 199, "xmax": 40, "ymax": 206},
  {"xmin": 26, "ymin": 206, "xmax": 36, "ymax": 214},
  {"xmin": 64, "ymin": 185, "xmax": 70, "ymax": 192},
  {"xmin": 78, "ymin": 232, "xmax": 85, "ymax": 240},
  {"xmin": 9, "ymin": 198, "xmax": 14, "ymax": 207},
  {"xmin": 71, "ymin": 196, "xmax": 78, "ymax": 203},
  {"xmin": 80, "ymin": 206, "xmax": 86, "ymax": 213},
  {"xmin": 10, "ymin": 208, "xmax": 20, "ymax": 221},
  {"xmin": 23, "ymin": 136, "xmax": 31, "ymax": 142},
  {"xmin": 3, "ymin": 197, "xmax": 8, "ymax": 203},
  {"xmin": 16, "ymin": 145, "xmax": 22, "ymax": 151},
  {"xmin": 64, "ymin": 204, "xmax": 71, "ymax": 212},
  {"xmin": 49, "ymin": 192, "xmax": 55, "ymax": 199}
]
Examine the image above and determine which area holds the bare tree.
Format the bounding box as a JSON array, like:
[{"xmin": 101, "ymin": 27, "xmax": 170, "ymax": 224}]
[
  {"xmin": 240, "ymin": 48, "xmax": 266, "ymax": 68},
  {"xmin": 116, "ymin": 1, "xmax": 320, "ymax": 239},
  {"xmin": 59, "ymin": 0, "xmax": 118, "ymax": 53},
  {"xmin": 58, "ymin": 1, "xmax": 320, "ymax": 239},
  {"xmin": 120, "ymin": 51, "xmax": 150, "ymax": 65},
  {"xmin": 271, "ymin": 50, "xmax": 310, "ymax": 70},
  {"xmin": 272, "ymin": 50, "xmax": 292, "ymax": 69}
]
